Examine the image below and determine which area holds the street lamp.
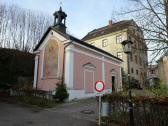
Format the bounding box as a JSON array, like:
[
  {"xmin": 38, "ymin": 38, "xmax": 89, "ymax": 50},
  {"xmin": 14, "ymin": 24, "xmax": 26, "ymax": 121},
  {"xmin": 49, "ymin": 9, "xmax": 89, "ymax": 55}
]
[
  {"xmin": 121, "ymin": 40, "xmax": 134, "ymax": 126},
  {"xmin": 121, "ymin": 40, "xmax": 133, "ymax": 53}
]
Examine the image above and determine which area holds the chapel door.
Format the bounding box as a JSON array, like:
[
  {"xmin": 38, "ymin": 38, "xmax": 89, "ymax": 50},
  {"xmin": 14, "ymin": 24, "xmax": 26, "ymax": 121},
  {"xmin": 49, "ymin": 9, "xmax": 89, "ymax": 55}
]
[{"xmin": 112, "ymin": 76, "xmax": 115, "ymax": 92}]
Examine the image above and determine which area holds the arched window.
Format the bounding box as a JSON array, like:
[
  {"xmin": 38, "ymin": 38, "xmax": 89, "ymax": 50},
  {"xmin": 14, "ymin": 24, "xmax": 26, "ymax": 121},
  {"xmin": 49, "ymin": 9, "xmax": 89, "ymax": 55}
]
[
  {"xmin": 111, "ymin": 69, "xmax": 116, "ymax": 76},
  {"xmin": 83, "ymin": 63, "xmax": 96, "ymax": 93},
  {"xmin": 83, "ymin": 62, "xmax": 96, "ymax": 70},
  {"xmin": 43, "ymin": 39, "xmax": 59, "ymax": 78}
]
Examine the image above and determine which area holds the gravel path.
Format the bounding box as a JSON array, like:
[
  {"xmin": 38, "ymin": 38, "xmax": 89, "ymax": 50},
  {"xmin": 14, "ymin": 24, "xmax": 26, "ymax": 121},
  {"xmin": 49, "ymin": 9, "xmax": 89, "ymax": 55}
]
[{"xmin": 0, "ymin": 98, "xmax": 99, "ymax": 126}]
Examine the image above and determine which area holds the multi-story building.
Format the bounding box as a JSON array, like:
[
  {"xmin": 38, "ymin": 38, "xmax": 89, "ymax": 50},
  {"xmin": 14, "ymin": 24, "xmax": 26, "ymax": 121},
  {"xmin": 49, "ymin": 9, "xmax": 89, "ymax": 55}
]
[
  {"xmin": 157, "ymin": 52, "xmax": 168, "ymax": 87},
  {"xmin": 147, "ymin": 65, "xmax": 159, "ymax": 80},
  {"xmin": 82, "ymin": 20, "xmax": 148, "ymax": 88}
]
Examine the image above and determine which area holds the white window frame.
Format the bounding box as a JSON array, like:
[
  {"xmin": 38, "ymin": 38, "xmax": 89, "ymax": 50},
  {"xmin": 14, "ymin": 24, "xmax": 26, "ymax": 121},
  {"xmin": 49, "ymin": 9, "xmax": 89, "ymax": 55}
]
[
  {"xmin": 116, "ymin": 35, "xmax": 122, "ymax": 44},
  {"xmin": 102, "ymin": 39, "xmax": 108, "ymax": 47},
  {"xmin": 117, "ymin": 52, "xmax": 123, "ymax": 59}
]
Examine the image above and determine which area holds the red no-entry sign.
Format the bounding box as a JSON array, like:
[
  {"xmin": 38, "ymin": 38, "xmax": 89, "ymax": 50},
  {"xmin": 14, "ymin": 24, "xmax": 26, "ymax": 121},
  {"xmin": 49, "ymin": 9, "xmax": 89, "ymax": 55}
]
[
  {"xmin": 95, "ymin": 80, "xmax": 106, "ymax": 125},
  {"xmin": 95, "ymin": 80, "xmax": 105, "ymax": 92}
]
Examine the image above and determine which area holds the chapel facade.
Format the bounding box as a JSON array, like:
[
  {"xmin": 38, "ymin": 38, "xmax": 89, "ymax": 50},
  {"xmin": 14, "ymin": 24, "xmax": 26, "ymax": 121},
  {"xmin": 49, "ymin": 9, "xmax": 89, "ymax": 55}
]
[{"xmin": 33, "ymin": 7, "xmax": 122, "ymax": 100}]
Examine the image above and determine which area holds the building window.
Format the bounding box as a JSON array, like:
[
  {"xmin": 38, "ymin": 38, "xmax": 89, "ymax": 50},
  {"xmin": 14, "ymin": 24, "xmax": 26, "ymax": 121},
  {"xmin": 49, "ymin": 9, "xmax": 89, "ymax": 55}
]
[
  {"xmin": 134, "ymin": 41, "xmax": 137, "ymax": 49},
  {"xmin": 144, "ymin": 61, "xmax": 146, "ymax": 68},
  {"xmin": 90, "ymin": 42, "xmax": 95, "ymax": 46},
  {"xmin": 136, "ymin": 70, "xmax": 139, "ymax": 75},
  {"xmin": 117, "ymin": 52, "xmax": 123, "ymax": 59},
  {"xmin": 83, "ymin": 63, "xmax": 95, "ymax": 93},
  {"xmin": 133, "ymin": 29, "xmax": 136, "ymax": 34},
  {"xmin": 130, "ymin": 53, "xmax": 133, "ymax": 61},
  {"xmin": 144, "ymin": 72, "xmax": 146, "ymax": 78},
  {"xmin": 84, "ymin": 69, "xmax": 94, "ymax": 93},
  {"xmin": 116, "ymin": 35, "xmax": 122, "ymax": 44},
  {"xmin": 151, "ymin": 70, "xmax": 155, "ymax": 74},
  {"xmin": 137, "ymin": 42, "xmax": 139, "ymax": 49},
  {"xmin": 102, "ymin": 39, "xmax": 108, "ymax": 47},
  {"xmin": 135, "ymin": 55, "xmax": 138, "ymax": 64},
  {"xmin": 131, "ymin": 68, "xmax": 134, "ymax": 73},
  {"xmin": 139, "ymin": 57, "xmax": 142, "ymax": 66}
]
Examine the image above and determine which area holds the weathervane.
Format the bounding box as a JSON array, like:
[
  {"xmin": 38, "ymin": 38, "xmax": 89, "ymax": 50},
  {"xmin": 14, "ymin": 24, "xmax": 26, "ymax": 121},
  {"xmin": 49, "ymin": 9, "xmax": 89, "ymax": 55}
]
[
  {"xmin": 60, "ymin": 1, "xmax": 62, "ymax": 6},
  {"xmin": 59, "ymin": 0, "xmax": 63, "ymax": 7}
]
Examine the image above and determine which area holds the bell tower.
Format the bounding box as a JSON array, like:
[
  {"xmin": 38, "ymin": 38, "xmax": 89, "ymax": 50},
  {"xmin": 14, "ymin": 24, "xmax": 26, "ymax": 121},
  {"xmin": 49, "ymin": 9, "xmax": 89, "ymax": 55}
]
[{"xmin": 53, "ymin": 7, "xmax": 67, "ymax": 33}]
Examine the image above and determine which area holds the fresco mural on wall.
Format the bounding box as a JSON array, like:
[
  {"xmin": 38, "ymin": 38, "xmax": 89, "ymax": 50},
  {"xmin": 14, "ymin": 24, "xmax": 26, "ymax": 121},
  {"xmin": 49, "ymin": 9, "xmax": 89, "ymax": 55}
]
[{"xmin": 43, "ymin": 39, "xmax": 59, "ymax": 78}]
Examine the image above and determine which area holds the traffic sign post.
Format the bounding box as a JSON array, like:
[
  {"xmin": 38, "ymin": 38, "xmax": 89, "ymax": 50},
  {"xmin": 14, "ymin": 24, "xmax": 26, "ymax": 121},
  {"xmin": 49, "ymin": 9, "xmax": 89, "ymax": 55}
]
[
  {"xmin": 95, "ymin": 80, "xmax": 105, "ymax": 126},
  {"xmin": 95, "ymin": 80, "xmax": 105, "ymax": 92},
  {"xmin": 98, "ymin": 95, "xmax": 101, "ymax": 126}
]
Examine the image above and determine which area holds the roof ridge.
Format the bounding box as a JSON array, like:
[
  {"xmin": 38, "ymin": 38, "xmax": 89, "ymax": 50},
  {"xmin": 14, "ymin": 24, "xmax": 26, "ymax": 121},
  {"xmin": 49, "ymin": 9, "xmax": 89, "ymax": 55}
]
[
  {"xmin": 34, "ymin": 27, "xmax": 122, "ymax": 61},
  {"xmin": 88, "ymin": 20, "xmax": 132, "ymax": 34},
  {"xmin": 82, "ymin": 20, "xmax": 133, "ymax": 41},
  {"xmin": 68, "ymin": 34, "xmax": 122, "ymax": 61}
]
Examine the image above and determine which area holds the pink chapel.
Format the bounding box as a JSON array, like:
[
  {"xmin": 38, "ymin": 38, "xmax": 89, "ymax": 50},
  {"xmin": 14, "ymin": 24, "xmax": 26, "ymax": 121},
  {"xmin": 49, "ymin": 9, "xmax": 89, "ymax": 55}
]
[{"xmin": 33, "ymin": 7, "xmax": 123, "ymax": 100}]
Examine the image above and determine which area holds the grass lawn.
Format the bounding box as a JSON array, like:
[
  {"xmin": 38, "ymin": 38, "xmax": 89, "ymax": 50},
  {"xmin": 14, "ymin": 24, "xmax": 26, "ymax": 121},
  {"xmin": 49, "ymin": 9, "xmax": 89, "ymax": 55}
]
[{"xmin": 14, "ymin": 96, "xmax": 58, "ymax": 108}]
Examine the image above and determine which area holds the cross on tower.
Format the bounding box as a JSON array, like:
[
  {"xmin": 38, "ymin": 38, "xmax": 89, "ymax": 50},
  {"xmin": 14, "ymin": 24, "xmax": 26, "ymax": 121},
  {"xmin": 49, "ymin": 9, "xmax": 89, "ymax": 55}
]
[{"xmin": 53, "ymin": 2, "xmax": 67, "ymax": 33}]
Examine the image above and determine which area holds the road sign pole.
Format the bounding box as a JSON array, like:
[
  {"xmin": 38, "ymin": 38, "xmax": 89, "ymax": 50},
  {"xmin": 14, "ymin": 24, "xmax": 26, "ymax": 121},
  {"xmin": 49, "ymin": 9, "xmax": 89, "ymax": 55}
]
[
  {"xmin": 95, "ymin": 80, "xmax": 105, "ymax": 126},
  {"xmin": 98, "ymin": 95, "xmax": 101, "ymax": 126}
]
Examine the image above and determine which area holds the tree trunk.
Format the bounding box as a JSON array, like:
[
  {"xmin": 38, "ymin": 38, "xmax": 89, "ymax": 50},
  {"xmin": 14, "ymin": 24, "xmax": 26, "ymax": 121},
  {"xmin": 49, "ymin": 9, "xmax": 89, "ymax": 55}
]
[{"xmin": 165, "ymin": 0, "xmax": 168, "ymax": 38}]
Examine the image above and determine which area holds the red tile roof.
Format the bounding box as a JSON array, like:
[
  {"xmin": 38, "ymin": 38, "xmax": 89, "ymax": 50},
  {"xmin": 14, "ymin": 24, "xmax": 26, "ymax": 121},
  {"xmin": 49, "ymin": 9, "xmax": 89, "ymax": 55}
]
[{"xmin": 82, "ymin": 20, "xmax": 134, "ymax": 41}]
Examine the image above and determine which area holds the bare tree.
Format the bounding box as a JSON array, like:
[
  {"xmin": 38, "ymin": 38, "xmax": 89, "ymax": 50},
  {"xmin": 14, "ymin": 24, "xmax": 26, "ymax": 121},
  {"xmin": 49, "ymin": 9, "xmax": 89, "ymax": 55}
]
[
  {"xmin": 0, "ymin": 3, "xmax": 52, "ymax": 52},
  {"xmin": 113, "ymin": 0, "xmax": 168, "ymax": 62}
]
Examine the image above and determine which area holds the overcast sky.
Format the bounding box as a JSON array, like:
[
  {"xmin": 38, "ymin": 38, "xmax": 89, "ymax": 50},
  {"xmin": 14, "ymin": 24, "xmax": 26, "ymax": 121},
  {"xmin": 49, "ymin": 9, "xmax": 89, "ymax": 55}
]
[{"xmin": 1, "ymin": 0, "xmax": 136, "ymax": 38}]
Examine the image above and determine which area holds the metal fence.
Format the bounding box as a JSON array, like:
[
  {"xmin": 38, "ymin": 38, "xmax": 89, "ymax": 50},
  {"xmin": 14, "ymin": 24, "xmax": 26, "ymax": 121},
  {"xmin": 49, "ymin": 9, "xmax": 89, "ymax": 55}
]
[
  {"xmin": 109, "ymin": 101, "xmax": 168, "ymax": 126},
  {"xmin": 9, "ymin": 89, "xmax": 53, "ymax": 99}
]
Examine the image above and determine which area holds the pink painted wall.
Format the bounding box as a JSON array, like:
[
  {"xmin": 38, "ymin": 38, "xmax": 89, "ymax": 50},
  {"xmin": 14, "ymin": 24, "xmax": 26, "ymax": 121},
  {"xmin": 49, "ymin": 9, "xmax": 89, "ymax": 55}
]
[
  {"xmin": 73, "ymin": 51, "xmax": 102, "ymax": 90},
  {"xmin": 73, "ymin": 44, "xmax": 122, "ymax": 92},
  {"xmin": 36, "ymin": 38, "xmax": 122, "ymax": 93},
  {"xmin": 37, "ymin": 40, "xmax": 64, "ymax": 91},
  {"xmin": 104, "ymin": 60, "xmax": 121, "ymax": 90}
]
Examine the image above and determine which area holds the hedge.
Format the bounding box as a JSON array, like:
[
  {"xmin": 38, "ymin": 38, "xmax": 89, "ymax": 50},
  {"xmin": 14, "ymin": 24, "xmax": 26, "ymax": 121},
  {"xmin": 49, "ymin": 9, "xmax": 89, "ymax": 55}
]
[
  {"xmin": 0, "ymin": 48, "xmax": 35, "ymax": 87},
  {"xmin": 102, "ymin": 93, "xmax": 168, "ymax": 106},
  {"xmin": 102, "ymin": 93, "xmax": 168, "ymax": 126}
]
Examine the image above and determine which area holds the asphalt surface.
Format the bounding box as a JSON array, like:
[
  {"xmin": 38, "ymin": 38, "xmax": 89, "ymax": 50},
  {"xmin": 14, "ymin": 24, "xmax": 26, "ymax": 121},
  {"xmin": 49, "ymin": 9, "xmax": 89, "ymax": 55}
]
[{"xmin": 0, "ymin": 98, "xmax": 99, "ymax": 126}]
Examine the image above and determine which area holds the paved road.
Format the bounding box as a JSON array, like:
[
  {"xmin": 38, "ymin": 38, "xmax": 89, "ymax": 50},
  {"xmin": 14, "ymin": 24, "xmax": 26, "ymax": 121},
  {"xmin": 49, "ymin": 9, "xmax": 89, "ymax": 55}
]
[{"xmin": 0, "ymin": 98, "xmax": 99, "ymax": 126}]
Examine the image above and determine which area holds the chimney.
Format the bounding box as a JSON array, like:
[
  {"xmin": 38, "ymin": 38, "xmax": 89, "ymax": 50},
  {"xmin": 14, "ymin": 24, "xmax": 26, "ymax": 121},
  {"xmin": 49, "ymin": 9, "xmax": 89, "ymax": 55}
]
[{"xmin": 109, "ymin": 20, "xmax": 113, "ymax": 28}]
